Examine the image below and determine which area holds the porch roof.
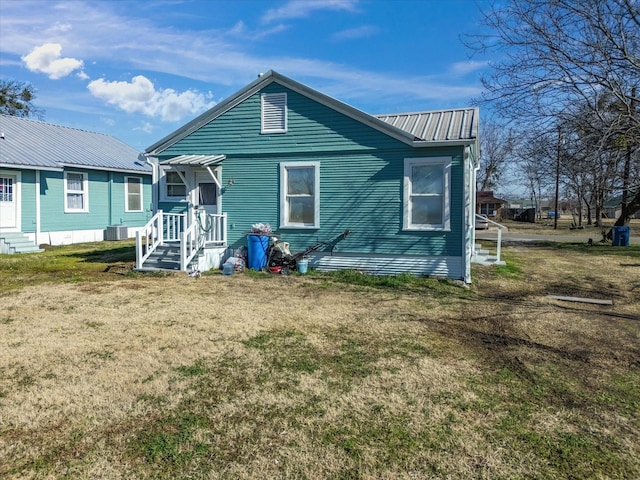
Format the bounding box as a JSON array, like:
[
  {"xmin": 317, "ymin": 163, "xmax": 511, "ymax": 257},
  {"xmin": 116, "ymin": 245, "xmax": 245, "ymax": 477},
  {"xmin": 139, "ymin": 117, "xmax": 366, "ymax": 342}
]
[{"xmin": 159, "ymin": 154, "xmax": 225, "ymax": 167}]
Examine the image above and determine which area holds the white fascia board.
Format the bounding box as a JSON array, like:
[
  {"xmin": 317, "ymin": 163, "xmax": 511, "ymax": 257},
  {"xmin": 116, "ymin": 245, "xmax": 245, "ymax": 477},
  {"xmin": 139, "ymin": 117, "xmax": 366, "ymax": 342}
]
[
  {"xmin": 58, "ymin": 163, "xmax": 151, "ymax": 175},
  {"xmin": 0, "ymin": 163, "xmax": 62, "ymax": 172}
]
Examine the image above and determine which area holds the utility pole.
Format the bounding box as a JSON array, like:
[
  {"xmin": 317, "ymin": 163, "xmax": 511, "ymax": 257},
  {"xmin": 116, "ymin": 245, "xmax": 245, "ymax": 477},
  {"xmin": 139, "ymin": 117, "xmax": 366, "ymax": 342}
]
[{"xmin": 554, "ymin": 125, "xmax": 561, "ymax": 230}]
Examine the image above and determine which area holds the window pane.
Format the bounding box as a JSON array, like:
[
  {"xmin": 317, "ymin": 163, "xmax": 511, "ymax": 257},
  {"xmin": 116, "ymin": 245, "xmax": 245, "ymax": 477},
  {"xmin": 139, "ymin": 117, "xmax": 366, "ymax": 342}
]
[
  {"xmin": 67, "ymin": 193, "xmax": 84, "ymax": 210},
  {"xmin": 199, "ymin": 183, "xmax": 217, "ymax": 205},
  {"xmin": 287, "ymin": 167, "xmax": 314, "ymax": 195},
  {"xmin": 166, "ymin": 172, "xmax": 182, "ymax": 184},
  {"xmin": 67, "ymin": 173, "xmax": 84, "ymax": 191},
  {"xmin": 128, "ymin": 194, "xmax": 141, "ymax": 211},
  {"xmin": 127, "ymin": 178, "xmax": 141, "ymax": 194},
  {"xmin": 288, "ymin": 197, "xmax": 314, "ymax": 224},
  {"xmin": 412, "ymin": 196, "xmax": 442, "ymax": 225},
  {"xmin": 412, "ymin": 165, "xmax": 442, "ymax": 195},
  {"xmin": 0, "ymin": 178, "xmax": 13, "ymax": 202},
  {"xmin": 167, "ymin": 184, "xmax": 186, "ymax": 197}
]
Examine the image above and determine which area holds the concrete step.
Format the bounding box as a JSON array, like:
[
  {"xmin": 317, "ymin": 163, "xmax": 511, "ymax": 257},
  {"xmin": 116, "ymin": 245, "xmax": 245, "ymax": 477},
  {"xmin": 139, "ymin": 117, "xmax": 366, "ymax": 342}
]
[{"xmin": 0, "ymin": 232, "xmax": 44, "ymax": 254}]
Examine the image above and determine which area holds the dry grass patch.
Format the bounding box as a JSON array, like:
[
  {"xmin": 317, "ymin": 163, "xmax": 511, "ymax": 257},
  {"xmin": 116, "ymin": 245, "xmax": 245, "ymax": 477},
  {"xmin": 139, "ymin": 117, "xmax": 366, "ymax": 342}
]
[{"xmin": 0, "ymin": 241, "xmax": 638, "ymax": 479}]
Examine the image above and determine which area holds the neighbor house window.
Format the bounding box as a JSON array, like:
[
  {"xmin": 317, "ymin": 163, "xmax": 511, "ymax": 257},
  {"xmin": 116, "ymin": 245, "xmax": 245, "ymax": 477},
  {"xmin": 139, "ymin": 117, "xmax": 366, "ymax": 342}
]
[
  {"xmin": 125, "ymin": 176, "xmax": 143, "ymax": 212},
  {"xmin": 261, "ymin": 92, "xmax": 287, "ymax": 133},
  {"xmin": 480, "ymin": 203, "xmax": 496, "ymax": 216},
  {"xmin": 165, "ymin": 171, "xmax": 186, "ymax": 199},
  {"xmin": 280, "ymin": 162, "xmax": 319, "ymax": 228},
  {"xmin": 64, "ymin": 171, "xmax": 88, "ymax": 212},
  {"xmin": 403, "ymin": 157, "xmax": 451, "ymax": 230}
]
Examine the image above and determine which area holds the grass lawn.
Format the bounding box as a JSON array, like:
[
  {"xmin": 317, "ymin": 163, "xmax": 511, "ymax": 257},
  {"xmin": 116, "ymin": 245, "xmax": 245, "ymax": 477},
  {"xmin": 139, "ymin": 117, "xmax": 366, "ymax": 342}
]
[{"xmin": 1, "ymin": 240, "xmax": 639, "ymax": 479}]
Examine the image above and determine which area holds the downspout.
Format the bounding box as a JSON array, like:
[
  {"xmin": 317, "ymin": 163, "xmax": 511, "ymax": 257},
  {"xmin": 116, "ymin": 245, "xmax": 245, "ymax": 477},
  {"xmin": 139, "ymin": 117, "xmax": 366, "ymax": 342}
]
[
  {"xmin": 141, "ymin": 153, "xmax": 157, "ymax": 215},
  {"xmin": 35, "ymin": 169, "xmax": 41, "ymax": 245},
  {"xmin": 108, "ymin": 172, "xmax": 113, "ymax": 225},
  {"xmin": 465, "ymin": 144, "xmax": 480, "ymax": 284}
]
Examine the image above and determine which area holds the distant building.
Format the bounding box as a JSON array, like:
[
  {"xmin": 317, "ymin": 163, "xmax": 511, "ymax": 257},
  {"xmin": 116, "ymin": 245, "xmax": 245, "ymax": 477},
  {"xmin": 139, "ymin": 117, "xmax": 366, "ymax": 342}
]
[{"xmin": 476, "ymin": 191, "xmax": 507, "ymax": 219}]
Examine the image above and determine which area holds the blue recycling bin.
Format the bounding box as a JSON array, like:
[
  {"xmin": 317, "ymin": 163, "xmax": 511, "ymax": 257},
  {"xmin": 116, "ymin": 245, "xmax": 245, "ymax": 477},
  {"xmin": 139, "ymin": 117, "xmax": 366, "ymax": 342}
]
[
  {"xmin": 247, "ymin": 234, "xmax": 269, "ymax": 270},
  {"xmin": 612, "ymin": 226, "xmax": 630, "ymax": 247}
]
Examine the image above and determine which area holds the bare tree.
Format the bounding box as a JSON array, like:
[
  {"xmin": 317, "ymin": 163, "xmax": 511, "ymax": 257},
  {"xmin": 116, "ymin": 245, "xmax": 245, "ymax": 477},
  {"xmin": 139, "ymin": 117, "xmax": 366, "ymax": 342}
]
[
  {"xmin": 477, "ymin": 118, "xmax": 517, "ymax": 192},
  {"xmin": 466, "ymin": 0, "xmax": 640, "ymax": 226},
  {"xmin": 0, "ymin": 79, "xmax": 44, "ymax": 118}
]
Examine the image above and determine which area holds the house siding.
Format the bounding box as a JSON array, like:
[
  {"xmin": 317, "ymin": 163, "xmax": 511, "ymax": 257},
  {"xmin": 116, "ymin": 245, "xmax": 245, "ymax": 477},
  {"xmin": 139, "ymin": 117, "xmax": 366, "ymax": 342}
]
[
  {"xmin": 1, "ymin": 167, "xmax": 151, "ymax": 234},
  {"xmin": 158, "ymin": 84, "xmax": 465, "ymax": 259},
  {"xmin": 19, "ymin": 169, "xmax": 37, "ymax": 232}
]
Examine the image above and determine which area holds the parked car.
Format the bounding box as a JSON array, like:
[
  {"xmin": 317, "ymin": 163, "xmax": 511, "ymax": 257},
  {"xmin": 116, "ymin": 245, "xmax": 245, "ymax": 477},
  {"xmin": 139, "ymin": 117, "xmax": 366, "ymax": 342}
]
[{"xmin": 475, "ymin": 214, "xmax": 489, "ymax": 230}]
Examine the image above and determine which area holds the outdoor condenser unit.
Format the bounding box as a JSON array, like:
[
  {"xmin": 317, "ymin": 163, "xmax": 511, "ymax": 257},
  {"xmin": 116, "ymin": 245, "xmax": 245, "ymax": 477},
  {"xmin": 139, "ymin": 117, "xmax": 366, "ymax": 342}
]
[{"xmin": 106, "ymin": 225, "xmax": 128, "ymax": 241}]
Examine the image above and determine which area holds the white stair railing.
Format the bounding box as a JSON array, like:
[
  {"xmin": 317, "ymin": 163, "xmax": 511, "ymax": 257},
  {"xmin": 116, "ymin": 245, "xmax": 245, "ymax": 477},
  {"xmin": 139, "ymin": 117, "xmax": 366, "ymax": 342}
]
[
  {"xmin": 475, "ymin": 214, "xmax": 505, "ymax": 264},
  {"xmin": 136, "ymin": 210, "xmax": 163, "ymax": 269},
  {"xmin": 136, "ymin": 210, "xmax": 227, "ymax": 271}
]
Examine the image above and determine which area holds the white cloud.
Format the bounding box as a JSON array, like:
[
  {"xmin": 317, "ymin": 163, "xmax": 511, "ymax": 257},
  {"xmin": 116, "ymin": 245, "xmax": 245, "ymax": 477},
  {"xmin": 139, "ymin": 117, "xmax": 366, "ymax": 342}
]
[
  {"xmin": 449, "ymin": 61, "xmax": 489, "ymax": 76},
  {"xmin": 262, "ymin": 0, "xmax": 358, "ymax": 24},
  {"xmin": 134, "ymin": 122, "xmax": 154, "ymax": 134},
  {"xmin": 87, "ymin": 75, "xmax": 216, "ymax": 122},
  {"xmin": 22, "ymin": 43, "xmax": 84, "ymax": 79},
  {"xmin": 331, "ymin": 25, "xmax": 379, "ymax": 41}
]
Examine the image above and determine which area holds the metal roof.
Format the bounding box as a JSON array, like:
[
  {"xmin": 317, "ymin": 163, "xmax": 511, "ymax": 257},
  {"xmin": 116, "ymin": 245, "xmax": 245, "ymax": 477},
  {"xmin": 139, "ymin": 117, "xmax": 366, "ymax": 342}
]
[
  {"xmin": 159, "ymin": 154, "xmax": 226, "ymax": 166},
  {"xmin": 0, "ymin": 114, "xmax": 150, "ymax": 173},
  {"xmin": 375, "ymin": 108, "xmax": 478, "ymax": 142}
]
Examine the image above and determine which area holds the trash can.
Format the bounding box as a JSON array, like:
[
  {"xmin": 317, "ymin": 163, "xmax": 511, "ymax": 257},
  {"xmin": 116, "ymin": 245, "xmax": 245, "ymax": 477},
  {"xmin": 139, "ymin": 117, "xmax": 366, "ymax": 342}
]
[
  {"xmin": 612, "ymin": 226, "xmax": 630, "ymax": 247},
  {"xmin": 247, "ymin": 234, "xmax": 269, "ymax": 270}
]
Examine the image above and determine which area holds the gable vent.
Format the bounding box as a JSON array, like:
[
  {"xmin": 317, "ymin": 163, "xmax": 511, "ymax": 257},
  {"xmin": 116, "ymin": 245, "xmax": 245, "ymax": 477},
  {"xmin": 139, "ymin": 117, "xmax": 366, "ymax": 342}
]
[{"xmin": 261, "ymin": 92, "xmax": 287, "ymax": 133}]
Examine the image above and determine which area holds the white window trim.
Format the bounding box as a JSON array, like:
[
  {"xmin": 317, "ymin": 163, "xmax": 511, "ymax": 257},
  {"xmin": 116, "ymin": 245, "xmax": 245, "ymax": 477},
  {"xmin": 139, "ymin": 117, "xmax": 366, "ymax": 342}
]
[
  {"xmin": 64, "ymin": 171, "xmax": 89, "ymax": 213},
  {"xmin": 159, "ymin": 168, "xmax": 188, "ymax": 202},
  {"xmin": 125, "ymin": 176, "xmax": 144, "ymax": 212},
  {"xmin": 280, "ymin": 161, "xmax": 320, "ymax": 229},
  {"xmin": 403, "ymin": 157, "xmax": 451, "ymax": 231},
  {"xmin": 261, "ymin": 92, "xmax": 287, "ymax": 134}
]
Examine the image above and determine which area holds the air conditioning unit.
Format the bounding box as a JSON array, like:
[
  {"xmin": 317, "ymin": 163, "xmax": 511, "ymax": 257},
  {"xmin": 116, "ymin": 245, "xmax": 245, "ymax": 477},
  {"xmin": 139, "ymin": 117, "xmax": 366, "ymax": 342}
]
[{"xmin": 106, "ymin": 225, "xmax": 128, "ymax": 241}]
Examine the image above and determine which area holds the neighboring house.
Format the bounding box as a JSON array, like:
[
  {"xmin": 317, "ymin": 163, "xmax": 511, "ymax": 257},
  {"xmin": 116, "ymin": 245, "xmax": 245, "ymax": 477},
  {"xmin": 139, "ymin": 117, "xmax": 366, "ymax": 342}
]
[
  {"xmin": 476, "ymin": 191, "xmax": 506, "ymax": 219},
  {"xmin": 0, "ymin": 115, "xmax": 152, "ymax": 253},
  {"xmin": 604, "ymin": 192, "xmax": 640, "ymax": 220},
  {"xmin": 139, "ymin": 71, "xmax": 480, "ymax": 283}
]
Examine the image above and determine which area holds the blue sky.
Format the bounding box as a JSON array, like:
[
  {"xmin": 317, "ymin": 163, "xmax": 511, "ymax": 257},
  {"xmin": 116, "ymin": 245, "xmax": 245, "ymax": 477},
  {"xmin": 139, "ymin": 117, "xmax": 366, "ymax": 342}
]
[{"xmin": 0, "ymin": 0, "xmax": 491, "ymax": 151}]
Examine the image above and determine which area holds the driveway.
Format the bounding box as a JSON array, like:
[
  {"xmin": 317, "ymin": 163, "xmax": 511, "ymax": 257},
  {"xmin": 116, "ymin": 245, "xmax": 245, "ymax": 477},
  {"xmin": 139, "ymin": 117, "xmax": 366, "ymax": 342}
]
[{"xmin": 475, "ymin": 229, "xmax": 640, "ymax": 245}]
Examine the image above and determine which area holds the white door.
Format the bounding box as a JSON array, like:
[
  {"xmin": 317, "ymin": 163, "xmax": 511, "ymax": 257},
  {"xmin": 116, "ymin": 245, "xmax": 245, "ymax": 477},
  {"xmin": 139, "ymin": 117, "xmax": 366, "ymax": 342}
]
[{"xmin": 0, "ymin": 174, "xmax": 19, "ymax": 231}]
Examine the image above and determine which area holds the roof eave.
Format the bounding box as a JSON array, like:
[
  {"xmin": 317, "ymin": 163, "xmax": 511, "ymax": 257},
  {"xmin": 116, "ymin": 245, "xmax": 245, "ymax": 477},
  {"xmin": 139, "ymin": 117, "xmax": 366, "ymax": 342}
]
[
  {"xmin": 411, "ymin": 139, "xmax": 476, "ymax": 148},
  {"xmin": 0, "ymin": 162, "xmax": 63, "ymax": 172}
]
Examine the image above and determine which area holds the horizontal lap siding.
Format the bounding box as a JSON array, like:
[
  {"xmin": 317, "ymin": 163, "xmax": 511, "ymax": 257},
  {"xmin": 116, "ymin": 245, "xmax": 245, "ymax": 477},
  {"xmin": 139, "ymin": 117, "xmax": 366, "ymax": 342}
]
[
  {"xmin": 160, "ymin": 84, "xmax": 464, "ymax": 258},
  {"xmin": 15, "ymin": 169, "xmax": 36, "ymax": 233},
  {"xmin": 40, "ymin": 170, "xmax": 152, "ymax": 232}
]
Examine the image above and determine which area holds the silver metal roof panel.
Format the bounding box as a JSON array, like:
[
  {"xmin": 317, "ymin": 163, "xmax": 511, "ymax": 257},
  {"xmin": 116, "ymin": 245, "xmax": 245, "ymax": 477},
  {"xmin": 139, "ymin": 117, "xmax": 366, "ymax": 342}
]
[
  {"xmin": 0, "ymin": 115, "xmax": 150, "ymax": 173},
  {"xmin": 375, "ymin": 108, "xmax": 478, "ymax": 142},
  {"xmin": 160, "ymin": 154, "xmax": 226, "ymax": 166}
]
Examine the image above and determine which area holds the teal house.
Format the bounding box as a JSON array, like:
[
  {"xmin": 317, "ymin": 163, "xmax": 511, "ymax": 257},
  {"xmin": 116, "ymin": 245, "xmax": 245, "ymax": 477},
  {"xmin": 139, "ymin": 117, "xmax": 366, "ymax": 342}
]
[
  {"xmin": 0, "ymin": 115, "xmax": 152, "ymax": 253},
  {"xmin": 140, "ymin": 71, "xmax": 480, "ymax": 283}
]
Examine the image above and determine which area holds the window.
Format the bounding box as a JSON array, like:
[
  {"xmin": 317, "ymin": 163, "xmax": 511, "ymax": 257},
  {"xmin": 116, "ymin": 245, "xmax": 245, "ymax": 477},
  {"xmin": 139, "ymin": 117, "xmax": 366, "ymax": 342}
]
[
  {"xmin": 0, "ymin": 176, "xmax": 13, "ymax": 202},
  {"xmin": 64, "ymin": 171, "xmax": 88, "ymax": 212},
  {"xmin": 403, "ymin": 157, "xmax": 450, "ymax": 230},
  {"xmin": 165, "ymin": 171, "xmax": 186, "ymax": 198},
  {"xmin": 480, "ymin": 203, "xmax": 495, "ymax": 216},
  {"xmin": 261, "ymin": 92, "xmax": 287, "ymax": 133},
  {"xmin": 125, "ymin": 176, "xmax": 143, "ymax": 212},
  {"xmin": 280, "ymin": 162, "xmax": 319, "ymax": 228}
]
